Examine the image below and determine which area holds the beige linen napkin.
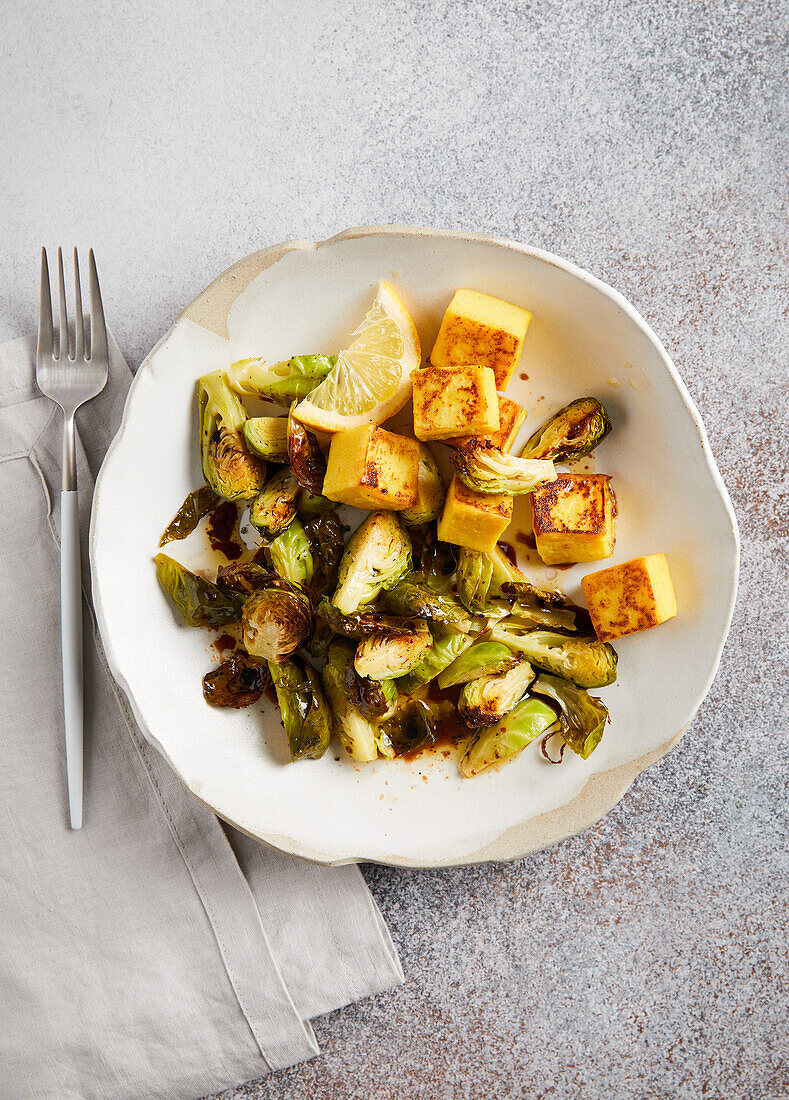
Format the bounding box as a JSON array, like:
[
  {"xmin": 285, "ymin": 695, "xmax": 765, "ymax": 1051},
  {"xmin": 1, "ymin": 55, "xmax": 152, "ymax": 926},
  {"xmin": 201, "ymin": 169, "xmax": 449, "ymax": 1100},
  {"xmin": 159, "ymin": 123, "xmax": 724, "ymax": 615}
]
[{"xmin": 0, "ymin": 332, "xmax": 402, "ymax": 1100}]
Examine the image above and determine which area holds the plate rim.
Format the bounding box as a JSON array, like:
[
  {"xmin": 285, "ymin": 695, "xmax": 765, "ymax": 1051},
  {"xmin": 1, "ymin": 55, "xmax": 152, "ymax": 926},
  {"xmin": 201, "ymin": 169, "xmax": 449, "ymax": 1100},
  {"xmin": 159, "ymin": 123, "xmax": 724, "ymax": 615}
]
[{"xmin": 90, "ymin": 224, "xmax": 740, "ymax": 868}]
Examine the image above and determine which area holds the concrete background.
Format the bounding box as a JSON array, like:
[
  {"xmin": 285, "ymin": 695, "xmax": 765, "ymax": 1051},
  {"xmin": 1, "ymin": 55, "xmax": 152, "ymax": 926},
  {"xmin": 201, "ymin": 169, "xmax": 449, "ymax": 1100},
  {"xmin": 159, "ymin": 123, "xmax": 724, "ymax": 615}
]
[{"xmin": 3, "ymin": 1, "xmax": 787, "ymax": 1096}]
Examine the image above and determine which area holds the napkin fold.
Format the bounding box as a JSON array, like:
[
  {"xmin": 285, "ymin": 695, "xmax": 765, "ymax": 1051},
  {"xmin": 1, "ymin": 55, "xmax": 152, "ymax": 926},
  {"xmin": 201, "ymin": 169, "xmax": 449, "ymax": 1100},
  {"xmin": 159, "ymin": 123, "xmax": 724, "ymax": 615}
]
[{"xmin": 0, "ymin": 332, "xmax": 402, "ymax": 1100}]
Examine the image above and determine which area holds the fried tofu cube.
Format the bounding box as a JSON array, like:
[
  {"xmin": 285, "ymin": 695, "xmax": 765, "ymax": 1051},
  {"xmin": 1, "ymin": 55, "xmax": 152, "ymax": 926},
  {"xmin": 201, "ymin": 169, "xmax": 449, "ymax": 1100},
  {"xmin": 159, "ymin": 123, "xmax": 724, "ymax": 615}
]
[
  {"xmin": 436, "ymin": 475, "xmax": 512, "ymax": 552},
  {"xmin": 582, "ymin": 554, "xmax": 677, "ymax": 642},
  {"xmin": 530, "ymin": 474, "xmax": 616, "ymax": 566},
  {"xmin": 445, "ymin": 395, "xmax": 527, "ymax": 453},
  {"xmin": 430, "ymin": 289, "xmax": 533, "ymax": 390},
  {"xmin": 323, "ymin": 424, "xmax": 419, "ymax": 510},
  {"xmin": 411, "ymin": 364, "xmax": 499, "ymax": 442}
]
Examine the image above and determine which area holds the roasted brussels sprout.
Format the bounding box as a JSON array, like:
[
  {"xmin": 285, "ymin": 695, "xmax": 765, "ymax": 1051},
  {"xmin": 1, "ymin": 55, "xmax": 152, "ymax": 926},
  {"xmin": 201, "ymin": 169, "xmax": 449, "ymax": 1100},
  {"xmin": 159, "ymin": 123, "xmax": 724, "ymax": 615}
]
[
  {"xmin": 331, "ymin": 511, "xmax": 412, "ymax": 614},
  {"xmin": 456, "ymin": 548, "xmax": 494, "ymax": 612},
  {"xmin": 287, "ymin": 405, "xmax": 327, "ymax": 495},
  {"xmin": 228, "ymin": 354, "xmax": 337, "ymax": 404},
  {"xmin": 243, "ymin": 417, "xmax": 289, "ymax": 462},
  {"xmin": 383, "ymin": 579, "xmax": 473, "ymax": 630},
  {"xmin": 437, "ymin": 641, "xmax": 517, "ymax": 690},
  {"xmin": 249, "ymin": 469, "xmax": 299, "ymax": 539},
  {"xmin": 398, "ymin": 631, "xmax": 474, "ymax": 694},
  {"xmin": 531, "ymin": 673, "xmax": 609, "ymax": 759},
  {"xmin": 452, "ymin": 441, "xmax": 556, "ymax": 495},
  {"xmin": 268, "ymin": 519, "xmax": 314, "ymax": 586},
  {"xmin": 303, "ymin": 512, "xmax": 345, "ymax": 596},
  {"xmin": 489, "ymin": 626, "xmax": 618, "ymax": 688},
  {"xmin": 458, "ymin": 661, "xmax": 536, "ymax": 728},
  {"xmin": 202, "ymin": 654, "xmax": 268, "ymax": 708},
  {"xmin": 315, "ymin": 597, "xmax": 424, "ymax": 640},
  {"xmin": 159, "ymin": 485, "xmax": 219, "ymax": 546},
  {"xmin": 321, "ymin": 640, "xmax": 380, "ymax": 762},
  {"xmin": 384, "ymin": 698, "xmax": 436, "ymax": 756},
  {"xmin": 459, "ymin": 697, "xmax": 559, "ymax": 778},
  {"xmin": 354, "ymin": 623, "xmax": 433, "ymax": 680},
  {"xmin": 241, "ymin": 582, "xmax": 315, "ymax": 662},
  {"xmin": 297, "ymin": 487, "xmax": 336, "ymax": 519},
  {"xmin": 400, "ymin": 444, "xmax": 444, "ymax": 527},
  {"xmin": 519, "ymin": 397, "xmax": 612, "ymax": 462},
  {"xmin": 268, "ymin": 657, "xmax": 332, "ymax": 761},
  {"xmin": 215, "ymin": 562, "xmax": 270, "ymax": 595},
  {"xmin": 410, "ymin": 527, "xmax": 457, "ymax": 589},
  {"xmin": 154, "ymin": 553, "xmax": 244, "ymax": 627},
  {"xmin": 489, "ymin": 580, "xmax": 579, "ymax": 632},
  {"xmin": 346, "ymin": 663, "xmax": 399, "ymax": 721},
  {"xmin": 198, "ymin": 371, "xmax": 267, "ymax": 501}
]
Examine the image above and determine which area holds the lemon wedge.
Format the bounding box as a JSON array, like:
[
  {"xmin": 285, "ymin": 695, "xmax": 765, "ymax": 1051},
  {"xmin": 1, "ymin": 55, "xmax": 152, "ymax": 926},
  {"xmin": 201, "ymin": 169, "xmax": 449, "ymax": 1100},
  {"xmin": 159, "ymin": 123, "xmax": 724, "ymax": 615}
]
[{"xmin": 294, "ymin": 281, "xmax": 421, "ymax": 433}]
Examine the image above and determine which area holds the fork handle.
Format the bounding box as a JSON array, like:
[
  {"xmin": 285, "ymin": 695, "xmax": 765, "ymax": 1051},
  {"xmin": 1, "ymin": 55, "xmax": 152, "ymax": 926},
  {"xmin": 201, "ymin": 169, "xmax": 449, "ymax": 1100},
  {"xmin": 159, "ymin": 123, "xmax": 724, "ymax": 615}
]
[{"xmin": 61, "ymin": 488, "xmax": 84, "ymax": 829}]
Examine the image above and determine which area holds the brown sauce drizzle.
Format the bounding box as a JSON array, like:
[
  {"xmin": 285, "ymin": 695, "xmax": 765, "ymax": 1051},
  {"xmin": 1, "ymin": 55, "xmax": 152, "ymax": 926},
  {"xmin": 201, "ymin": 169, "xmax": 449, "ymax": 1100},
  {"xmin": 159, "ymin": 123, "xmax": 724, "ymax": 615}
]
[
  {"xmin": 208, "ymin": 501, "xmax": 243, "ymax": 561},
  {"xmin": 497, "ymin": 541, "xmax": 518, "ymax": 567},
  {"xmin": 515, "ymin": 531, "xmax": 536, "ymax": 550}
]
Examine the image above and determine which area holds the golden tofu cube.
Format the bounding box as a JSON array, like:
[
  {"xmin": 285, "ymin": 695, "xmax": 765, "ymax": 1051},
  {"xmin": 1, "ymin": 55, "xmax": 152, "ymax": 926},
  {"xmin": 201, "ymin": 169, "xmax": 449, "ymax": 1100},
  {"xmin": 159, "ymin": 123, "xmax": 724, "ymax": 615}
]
[
  {"xmin": 411, "ymin": 364, "xmax": 499, "ymax": 442},
  {"xmin": 582, "ymin": 553, "xmax": 677, "ymax": 642},
  {"xmin": 430, "ymin": 289, "xmax": 532, "ymax": 390},
  {"xmin": 445, "ymin": 395, "xmax": 527, "ymax": 453},
  {"xmin": 437, "ymin": 475, "xmax": 512, "ymax": 552},
  {"xmin": 531, "ymin": 474, "xmax": 616, "ymax": 566},
  {"xmin": 323, "ymin": 424, "xmax": 419, "ymax": 510}
]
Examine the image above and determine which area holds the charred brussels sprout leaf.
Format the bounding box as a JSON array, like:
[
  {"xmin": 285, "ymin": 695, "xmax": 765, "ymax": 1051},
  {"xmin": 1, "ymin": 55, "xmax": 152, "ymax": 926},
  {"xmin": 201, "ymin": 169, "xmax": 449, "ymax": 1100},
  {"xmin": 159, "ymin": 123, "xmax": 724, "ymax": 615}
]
[
  {"xmin": 228, "ymin": 355, "xmax": 337, "ymax": 404},
  {"xmin": 345, "ymin": 661, "xmax": 399, "ymax": 721},
  {"xmin": 456, "ymin": 548, "xmax": 494, "ymax": 612},
  {"xmin": 159, "ymin": 485, "xmax": 219, "ymax": 546},
  {"xmin": 268, "ymin": 519, "xmax": 314, "ymax": 586},
  {"xmin": 202, "ymin": 654, "xmax": 268, "ymax": 708},
  {"xmin": 249, "ymin": 470, "xmax": 299, "ymax": 539},
  {"xmin": 459, "ymin": 697, "xmax": 559, "ymax": 777},
  {"xmin": 452, "ymin": 441, "xmax": 556, "ymax": 495},
  {"xmin": 490, "ymin": 627, "xmax": 618, "ymax": 688},
  {"xmin": 520, "ymin": 397, "xmax": 612, "ymax": 462},
  {"xmin": 303, "ymin": 512, "xmax": 345, "ymax": 596},
  {"xmin": 400, "ymin": 445, "xmax": 444, "ymax": 527},
  {"xmin": 268, "ymin": 657, "xmax": 331, "ymax": 761},
  {"xmin": 243, "ymin": 417, "xmax": 289, "ymax": 462},
  {"xmin": 489, "ymin": 580, "xmax": 579, "ymax": 632},
  {"xmin": 241, "ymin": 582, "xmax": 315, "ymax": 662},
  {"xmin": 437, "ymin": 641, "xmax": 517, "ymax": 690},
  {"xmin": 458, "ymin": 661, "xmax": 536, "ymax": 729},
  {"xmin": 530, "ymin": 672, "xmax": 609, "ymax": 759},
  {"xmin": 315, "ymin": 597, "xmax": 425, "ymax": 641},
  {"xmin": 321, "ymin": 640, "xmax": 380, "ymax": 762},
  {"xmin": 383, "ymin": 579, "xmax": 474, "ymax": 630},
  {"xmin": 332, "ymin": 511, "xmax": 412, "ymax": 614},
  {"xmin": 154, "ymin": 553, "xmax": 244, "ymax": 627},
  {"xmin": 354, "ymin": 624, "xmax": 433, "ymax": 680},
  {"xmin": 297, "ymin": 487, "xmax": 336, "ymax": 519},
  {"xmin": 287, "ymin": 406, "xmax": 327, "ymax": 495},
  {"xmin": 384, "ymin": 699, "xmax": 436, "ymax": 757},
  {"xmin": 398, "ymin": 631, "xmax": 474, "ymax": 695},
  {"xmin": 198, "ymin": 371, "xmax": 266, "ymax": 501},
  {"xmin": 215, "ymin": 562, "xmax": 271, "ymax": 595}
]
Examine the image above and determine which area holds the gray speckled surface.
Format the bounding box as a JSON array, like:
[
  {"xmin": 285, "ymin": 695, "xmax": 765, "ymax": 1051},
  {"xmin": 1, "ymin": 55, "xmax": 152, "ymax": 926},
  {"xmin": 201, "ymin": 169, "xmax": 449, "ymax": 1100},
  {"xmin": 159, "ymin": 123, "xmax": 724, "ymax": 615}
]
[{"xmin": 3, "ymin": 0, "xmax": 787, "ymax": 1096}]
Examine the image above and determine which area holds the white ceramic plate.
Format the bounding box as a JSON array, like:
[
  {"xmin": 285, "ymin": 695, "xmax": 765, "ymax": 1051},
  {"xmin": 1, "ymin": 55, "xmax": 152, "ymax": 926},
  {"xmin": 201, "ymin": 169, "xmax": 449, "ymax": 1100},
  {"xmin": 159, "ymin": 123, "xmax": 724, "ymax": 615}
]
[{"xmin": 90, "ymin": 226, "xmax": 739, "ymax": 867}]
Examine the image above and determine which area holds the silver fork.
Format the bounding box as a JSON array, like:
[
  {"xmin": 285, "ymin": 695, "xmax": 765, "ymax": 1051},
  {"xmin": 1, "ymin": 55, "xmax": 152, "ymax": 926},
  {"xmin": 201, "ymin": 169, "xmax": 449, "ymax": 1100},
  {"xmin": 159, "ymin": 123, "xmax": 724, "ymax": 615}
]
[{"xmin": 36, "ymin": 248, "xmax": 109, "ymax": 830}]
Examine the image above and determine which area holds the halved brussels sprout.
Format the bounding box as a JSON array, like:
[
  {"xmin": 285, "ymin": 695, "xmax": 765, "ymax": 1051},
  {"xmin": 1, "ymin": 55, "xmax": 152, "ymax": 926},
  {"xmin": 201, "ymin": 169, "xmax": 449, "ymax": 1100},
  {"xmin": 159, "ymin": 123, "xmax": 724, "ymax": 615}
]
[
  {"xmin": 331, "ymin": 511, "xmax": 412, "ymax": 614},
  {"xmin": 489, "ymin": 581, "xmax": 579, "ymax": 632},
  {"xmin": 268, "ymin": 657, "xmax": 332, "ymax": 761},
  {"xmin": 459, "ymin": 697, "xmax": 559, "ymax": 778},
  {"xmin": 383, "ymin": 579, "xmax": 474, "ymax": 630},
  {"xmin": 519, "ymin": 397, "xmax": 611, "ymax": 462},
  {"xmin": 456, "ymin": 548, "xmax": 494, "ymax": 612},
  {"xmin": 398, "ymin": 631, "xmax": 474, "ymax": 695},
  {"xmin": 202, "ymin": 654, "xmax": 268, "ymax": 708},
  {"xmin": 458, "ymin": 661, "xmax": 536, "ymax": 728},
  {"xmin": 249, "ymin": 469, "xmax": 299, "ymax": 539},
  {"xmin": 437, "ymin": 641, "xmax": 517, "ymax": 690},
  {"xmin": 287, "ymin": 405, "xmax": 326, "ymax": 495},
  {"xmin": 384, "ymin": 698, "xmax": 436, "ymax": 756},
  {"xmin": 400, "ymin": 444, "xmax": 444, "ymax": 527},
  {"xmin": 297, "ymin": 487, "xmax": 336, "ymax": 519},
  {"xmin": 215, "ymin": 562, "xmax": 270, "ymax": 595},
  {"xmin": 227, "ymin": 354, "xmax": 337, "ymax": 404},
  {"xmin": 268, "ymin": 519, "xmax": 314, "ymax": 586},
  {"xmin": 243, "ymin": 417, "xmax": 289, "ymax": 462},
  {"xmin": 490, "ymin": 626, "xmax": 618, "ymax": 688},
  {"xmin": 241, "ymin": 581, "xmax": 315, "ymax": 662},
  {"xmin": 452, "ymin": 441, "xmax": 556, "ymax": 495},
  {"xmin": 154, "ymin": 553, "xmax": 244, "ymax": 627},
  {"xmin": 346, "ymin": 664, "xmax": 399, "ymax": 722},
  {"xmin": 303, "ymin": 512, "xmax": 345, "ymax": 596},
  {"xmin": 198, "ymin": 371, "xmax": 267, "ymax": 501},
  {"xmin": 321, "ymin": 640, "xmax": 380, "ymax": 762},
  {"xmin": 159, "ymin": 485, "xmax": 219, "ymax": 546},
  {"xmin": 315, "ymin": 597, "xmax": 425, "ymax": 641},
  {"xmin": 531, "ymin": 672, "xmax": 609, "ymax": 759},
  {"xmin": 354, "ymin": 623, "xmax": 433, "ymax": 680}
]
